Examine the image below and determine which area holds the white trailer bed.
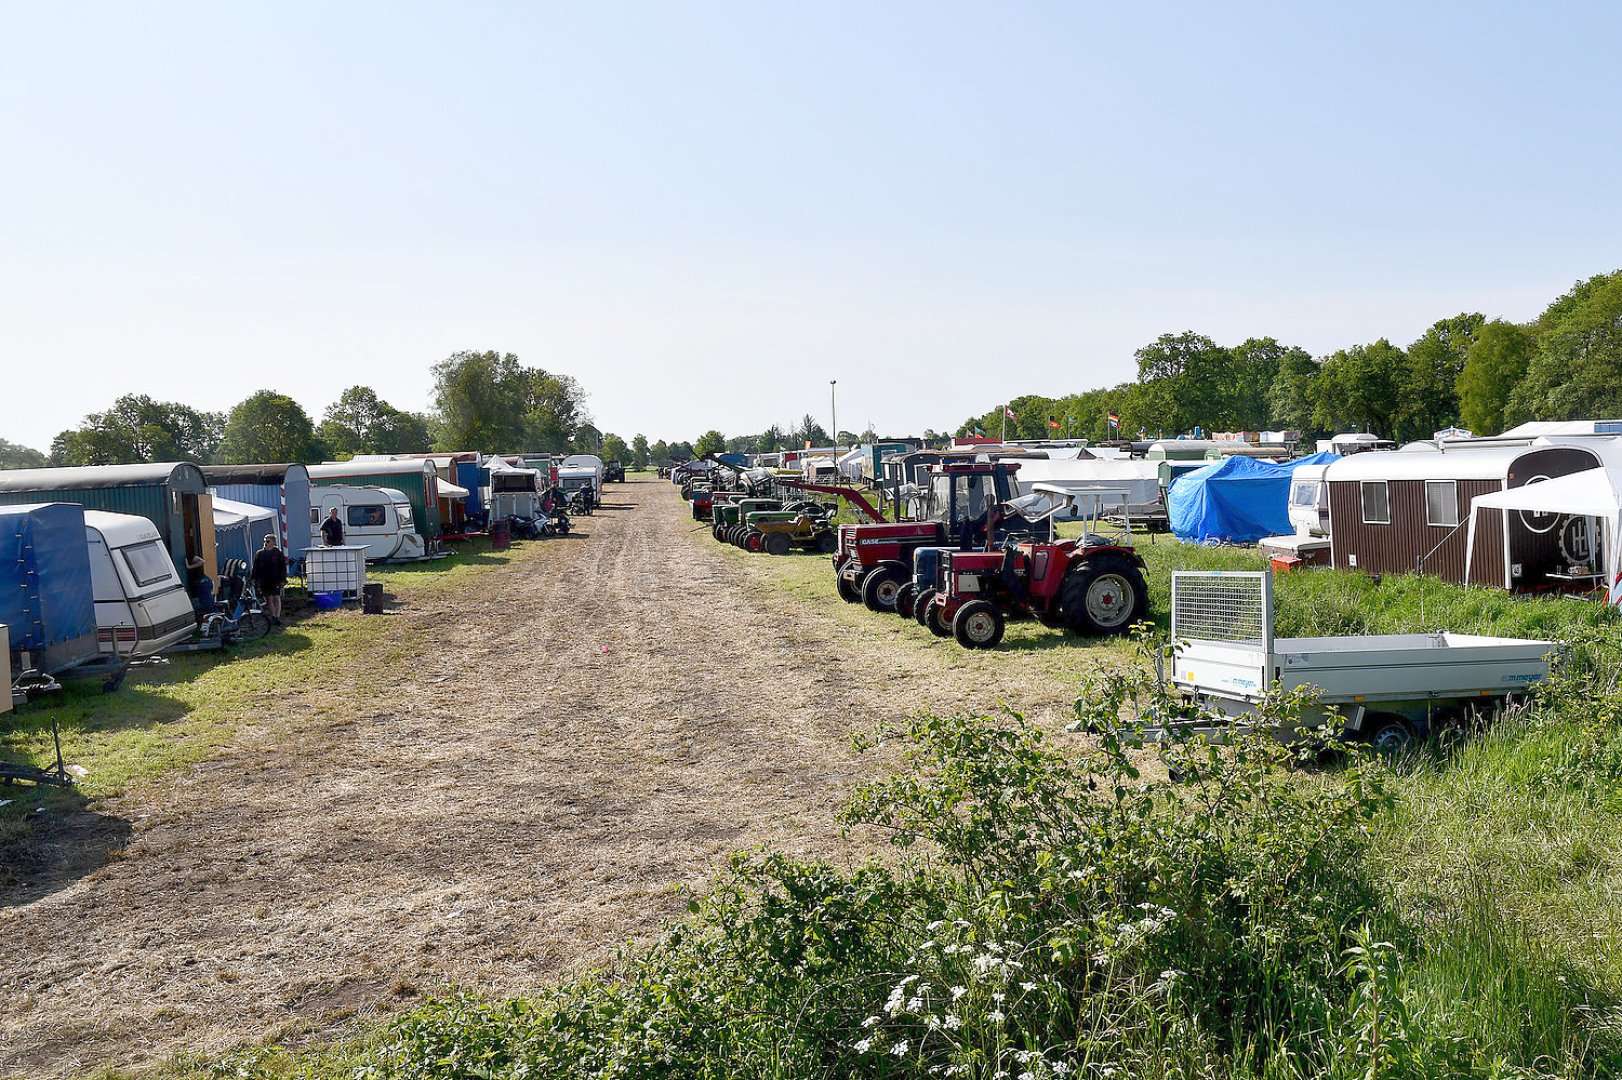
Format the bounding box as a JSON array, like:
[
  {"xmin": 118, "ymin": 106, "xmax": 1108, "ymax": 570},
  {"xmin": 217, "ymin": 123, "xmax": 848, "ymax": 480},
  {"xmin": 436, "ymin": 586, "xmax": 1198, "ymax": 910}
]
[{"xmin": 1164, "ymin": 571, "xmax": 1555, "ymax": 745}]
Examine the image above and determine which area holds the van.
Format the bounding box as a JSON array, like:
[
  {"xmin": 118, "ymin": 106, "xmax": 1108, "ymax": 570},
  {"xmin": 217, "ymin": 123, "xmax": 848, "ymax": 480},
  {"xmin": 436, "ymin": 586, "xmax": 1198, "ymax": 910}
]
[
  {"xmin": 310, "ymin": 486, "xmax": 427, "ymax": 562},
  {"xmin": 83, "ymin": 510, "xmax": 197, "ymax": 658}
]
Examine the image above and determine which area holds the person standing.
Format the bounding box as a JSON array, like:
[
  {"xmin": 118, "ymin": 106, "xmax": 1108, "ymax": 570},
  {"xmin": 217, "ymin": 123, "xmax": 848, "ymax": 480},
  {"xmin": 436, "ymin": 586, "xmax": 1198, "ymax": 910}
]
[
  {"xmin": 251, "ymin": 534, "xmax": 288, "ymax": 626},
  {"xmin": 321, "ymin": 507, "xmax": 345, "ymax": 546}
]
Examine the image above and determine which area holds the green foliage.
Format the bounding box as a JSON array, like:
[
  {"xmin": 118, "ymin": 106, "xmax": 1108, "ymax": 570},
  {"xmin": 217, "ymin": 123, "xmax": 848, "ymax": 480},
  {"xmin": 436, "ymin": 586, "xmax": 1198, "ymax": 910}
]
[
  {"xmin": 1459, "ymin": 320, "xmax": 1536, "ymax": 435},
  {"xmin": 694, "ymin": 429, "xmax": 726, "ymax": 456},
  {"xmin": 49, "ymin": 393, "xmax": 224, "ymax": 466},
  {"xmin": 599, "ymin": 433, "xmax": 630, "ymax": 464},
  {"xmin": 1397, "ymin": 314, "xmax": 1484, "ymax": 441},
  {"xmin": 429, "ymin": 350, "xmax": 590, "ymax": 454},
  {"xmin": 1508, "ymin": 271, "xmax": 1622, "ymax": 425},
  {"xmin": 1313, "ymin": 339, "xmax": 1407, "ymax": 436},
  {"xmin": 317, "ymin": 386, "xmax": 431, "ymax": 457},
  {"xmin": 0, "ymin": 437, "xmax": 48, "ymax": 469},
  {"xmin": 218, "ymin": 390, "xmax": 323, "ymax": 465},
  {"xmin": 630, "ymin": 434, "xmax": 650, "ymax": 469},
  {"xmin": 1135, "ymin": 331, "xmax": 1240, "ymax": 434}
]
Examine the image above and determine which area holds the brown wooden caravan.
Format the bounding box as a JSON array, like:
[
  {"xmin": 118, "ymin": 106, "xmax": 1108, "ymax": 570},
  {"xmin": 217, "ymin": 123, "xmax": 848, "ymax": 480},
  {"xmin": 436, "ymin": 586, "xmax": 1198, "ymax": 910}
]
[{"xmin": 1326, "ymin": 444, "xmax": 1604, "ymax": 589}]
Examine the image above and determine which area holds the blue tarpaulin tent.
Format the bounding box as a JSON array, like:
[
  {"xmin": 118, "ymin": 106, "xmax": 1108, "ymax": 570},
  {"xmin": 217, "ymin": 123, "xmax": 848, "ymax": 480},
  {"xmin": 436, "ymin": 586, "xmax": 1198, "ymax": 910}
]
[
  {"xmin": 1168, "ymin": 453, "xmax": 1342, "ymax": 543},
  {"xmin": 0, "ymin": 502, "xmax": 97, "ymax": 667}
]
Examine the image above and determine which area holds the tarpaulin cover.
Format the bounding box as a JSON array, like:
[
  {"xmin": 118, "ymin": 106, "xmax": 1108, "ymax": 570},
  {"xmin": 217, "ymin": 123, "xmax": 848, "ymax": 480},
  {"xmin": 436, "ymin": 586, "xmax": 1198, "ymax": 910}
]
[
  {"xmin": 1280, "ymin": 450, "xmax": 1342, "ymax": 471},
  {"xmin": 1167, "ymin": 455, "xmax": 1293, "ymax": 543},
  {"xmin": 0, "ymin": 502, "xmax": 96, "ymax": 654}
]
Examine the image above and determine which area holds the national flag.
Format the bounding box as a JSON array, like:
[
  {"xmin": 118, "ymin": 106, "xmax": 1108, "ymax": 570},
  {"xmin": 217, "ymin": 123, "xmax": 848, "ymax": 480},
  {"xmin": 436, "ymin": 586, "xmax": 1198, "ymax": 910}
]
[
  {"xmin": 1107, "ymin": 411, "xmax": 1120, "ymax": 425},
  {"xmin": 1004, "ymin": 406, "xmax": 1017, "ymax": 420},
  {"xmin": 1047, "ymin": 416, "xmax": 1060, "ymax": 430}
]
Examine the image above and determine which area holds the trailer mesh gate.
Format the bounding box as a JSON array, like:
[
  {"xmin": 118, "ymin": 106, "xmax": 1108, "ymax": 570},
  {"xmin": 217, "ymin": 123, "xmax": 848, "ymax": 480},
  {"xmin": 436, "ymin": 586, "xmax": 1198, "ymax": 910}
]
[{"xmin": 1170, "ymin": 571, "xmax": 1273, "ymax": 650}]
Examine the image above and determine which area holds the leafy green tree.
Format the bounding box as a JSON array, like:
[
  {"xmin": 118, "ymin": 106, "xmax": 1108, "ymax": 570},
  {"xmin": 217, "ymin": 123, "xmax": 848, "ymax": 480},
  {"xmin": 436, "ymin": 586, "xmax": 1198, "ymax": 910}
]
[
  {"xmin": 757, "ymin": 425, "xmax": 787, "ymax": 453},
  {"xmin": 630, "ymin": 434, "xmax": 650, "ymax": 469},
  {"xmin": 694, "ymin": 430, "xmax": 726, "ymax": 456},
  {"xmin": 1265, "ymin": 348, "xmax": 1321, "ymax": 434},
  {"xmin": 1396, "ymin": 314, "xmax": 1484, "ymax": 441},
  {"xmin": 1507, "ymin": 271, "xmax": 1622, "ymax": 425},
  {"xmin": 528, "ymin": 371, "xmax": 590, "ymax": 453},
  {"xmin": 572, "ymin": 424, "xmax": 603, "ymax": 454},
  {"xmin": 1313, "ymin": 340, "xmax": 1407, "ymax": 436},
  {"xmin": 600, "ymin": 433, "xmax": 630, "ymax": 464},
  {"xmin": 318, "ymin": 386, "xmax": 431, "ymax": 457},
  {"xmin": 1134, "ymin": 331, "xmax": 1236, "ymax": 435},
  {"xmin": 649, "ymin": 439, "xmax": 671, "ymax": 463},
  {"xmin": 429, "ymin": 350, "xmax": 590, "ymax": 454},
  {"xmin": 49, "ymin": 394, "xmax": 224, "ymax": 466},
  {"xmin": 791, "ymin": 415, "xmax": 828, "ymax": 448},
  {"xmin": 1459, "ymin": 321, "xmax": 1536, "ymax": 435},
  {"xmin": 0, "ymin": 438, "xmax": 48, "ymax": 469},
  {"xmin": 668, "ymin": 440, "xmax": 695, "ymax": 461},
  {"xmin": 1229, "ymin": 338, "xmax": 1301, "ymax": 431},
  {"xmin": 218, "ymin": 391, "xmax": 323, "ymax": 464}
]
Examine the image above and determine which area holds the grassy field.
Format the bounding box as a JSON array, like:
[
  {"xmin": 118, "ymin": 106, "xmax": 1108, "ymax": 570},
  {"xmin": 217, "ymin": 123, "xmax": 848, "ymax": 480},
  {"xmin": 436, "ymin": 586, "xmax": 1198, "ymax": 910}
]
[{"xmin": 0, "ymin": 539, "xmax": 525, "ymax": 856}]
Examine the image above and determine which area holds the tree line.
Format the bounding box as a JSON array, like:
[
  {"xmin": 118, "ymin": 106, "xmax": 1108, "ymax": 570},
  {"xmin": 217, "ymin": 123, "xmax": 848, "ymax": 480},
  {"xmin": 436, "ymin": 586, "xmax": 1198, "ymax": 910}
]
[
  {"xmin": 3, "ymin": 350, "xmax": 652, "ymax": 470},
  {"xmin": 955, "ymin": 271, "xmax": 1622, "ymax": 444}
]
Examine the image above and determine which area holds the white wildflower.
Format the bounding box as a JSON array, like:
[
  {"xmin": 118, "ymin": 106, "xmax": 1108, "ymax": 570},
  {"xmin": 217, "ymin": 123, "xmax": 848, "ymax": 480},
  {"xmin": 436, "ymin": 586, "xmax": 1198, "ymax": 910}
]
[
  {"xmin": 862, "ymin": 1014, "xmax": 881, "ymax": 1028},
  {"xmin": 944, "ymin": 1014, "xmax": 962, "ymax": 1030},
  {"xmin": 853, "ymin": 1038, "xmax": 873, "ymax": 1054},
  {"xmin": 988, "ymin": 1008, "xmax": 1006, "ymax": 1023},
  {"xmin": 951, "ymin": 985, "xmax": 968, "ymax": 1000},
  {"xmin": 891, "ymin": 1039, "xmax": 910, "ymax": 1057}
]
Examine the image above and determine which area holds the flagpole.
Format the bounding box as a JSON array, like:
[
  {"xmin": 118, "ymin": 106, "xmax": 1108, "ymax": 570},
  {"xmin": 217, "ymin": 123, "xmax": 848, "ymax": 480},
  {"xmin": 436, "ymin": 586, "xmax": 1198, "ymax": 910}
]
[{"xmin": 1000, "ymin": 405, "xmax": 1006, "ymax": 444}]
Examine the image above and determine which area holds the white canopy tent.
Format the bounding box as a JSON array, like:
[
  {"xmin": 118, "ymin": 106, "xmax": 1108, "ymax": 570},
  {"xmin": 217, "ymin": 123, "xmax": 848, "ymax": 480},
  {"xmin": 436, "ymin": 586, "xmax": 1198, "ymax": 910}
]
[{"xmin": 1465, "ymin": 468, "xmax": 1622, "ymax": 602}]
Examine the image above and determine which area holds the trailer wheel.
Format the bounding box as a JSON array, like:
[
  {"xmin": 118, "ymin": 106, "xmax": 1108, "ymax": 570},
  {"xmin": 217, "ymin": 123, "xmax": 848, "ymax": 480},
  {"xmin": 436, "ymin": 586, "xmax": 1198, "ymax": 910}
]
[
  {"xmin": 836, "ymin": 573, "xmax": 862, "ymax": 603},
  {"xmin": 1364, "ymin": 715, "xmax": 1416, "ymax": 754},
  {"xmin": 815, "ymin": 532, "xmax": 838, "ymax": 555},
  {"xmin": 763, "ymin": 531, "xmax": 792, "ymax": 556},
  {"xmin": 925, "ymin": 596, "xmax": 953, "ymax": 637},
  {"xmin": 1061, "ymin": 556, "xmax": 1149, "ymax": 637},
  {"xmin": 913, "ymin": 588, "xmax": 937, "ymax": 626},
  {"xmin": 895, "ymin": 583, "xmax": 918, "ymax": 619},
  {"xmin": 953, "ymin": 600, "xmax": 1005, "ymax": 649},
  {"xmin": 861, "ymin": 565, "xmax": 906, "ymax": 613}
]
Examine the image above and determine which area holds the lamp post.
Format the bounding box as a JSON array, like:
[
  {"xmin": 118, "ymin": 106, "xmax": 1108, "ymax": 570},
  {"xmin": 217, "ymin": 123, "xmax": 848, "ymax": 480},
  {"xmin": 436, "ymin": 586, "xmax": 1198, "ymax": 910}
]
[{"xmin": 830, "ymin": 380, "xmax": 838, "ymax": 450}]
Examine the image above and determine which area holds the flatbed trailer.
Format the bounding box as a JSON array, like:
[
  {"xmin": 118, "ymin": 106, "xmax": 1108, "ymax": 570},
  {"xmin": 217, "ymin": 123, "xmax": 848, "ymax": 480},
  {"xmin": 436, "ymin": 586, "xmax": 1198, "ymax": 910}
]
[{"xmin": 1161, "ymin": 571, "xmax": 1556, "ymax": 748}]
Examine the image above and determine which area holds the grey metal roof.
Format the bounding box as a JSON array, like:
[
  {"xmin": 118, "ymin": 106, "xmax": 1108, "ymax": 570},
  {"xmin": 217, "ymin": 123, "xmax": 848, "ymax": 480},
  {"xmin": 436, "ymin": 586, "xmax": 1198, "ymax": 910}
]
[
  {"xmin": 199, "ymin": 463, "xmax": 311, "ymax": 485},
  {"xmin": 0, "ymin": 462, "xmax": 206, "ymax": 492}
]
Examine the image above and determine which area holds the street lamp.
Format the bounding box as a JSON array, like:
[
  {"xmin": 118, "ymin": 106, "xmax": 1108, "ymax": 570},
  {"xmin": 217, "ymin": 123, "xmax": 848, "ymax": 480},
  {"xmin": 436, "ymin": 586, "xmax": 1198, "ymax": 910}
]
[{"xmin": 830, "ymin": 380, "xmax": 838, "ymax": 449}]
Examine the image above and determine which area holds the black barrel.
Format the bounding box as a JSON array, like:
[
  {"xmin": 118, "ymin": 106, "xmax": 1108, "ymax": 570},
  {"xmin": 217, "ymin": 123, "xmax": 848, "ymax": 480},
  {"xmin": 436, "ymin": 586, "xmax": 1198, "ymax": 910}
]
[{"xmin": 362, "ymin": 582, "xmax": 384, "ymax": 615}]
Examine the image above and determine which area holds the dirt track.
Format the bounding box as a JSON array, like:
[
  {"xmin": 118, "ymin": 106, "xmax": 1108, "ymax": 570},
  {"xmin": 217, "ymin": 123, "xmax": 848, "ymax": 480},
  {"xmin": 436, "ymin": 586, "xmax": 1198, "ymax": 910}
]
[{"xmin": 0, "ymin": 477, "xmax": 1086, "ymax": 1076}]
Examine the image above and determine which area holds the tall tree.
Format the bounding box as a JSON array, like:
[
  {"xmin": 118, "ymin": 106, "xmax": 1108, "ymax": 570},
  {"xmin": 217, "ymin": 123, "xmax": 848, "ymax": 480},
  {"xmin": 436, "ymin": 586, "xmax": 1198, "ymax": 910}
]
[
  {"xmin": 1396, "ymin": 313, "xmax": 1484, "ymax": 441},
  {"xmin": 1507, "ymin": 271, "xmax": 1622, "ymax": 424},
  {"xmin": 600, "ymin": 433, "xmax": 630, "ymax": 464},
  {"xmin": 49, "ymin": 394, "xmax": 224, "ymax": 466},
  {"xmin": 218, "ymin": 391, "xmax": 322, "ymax": 464},
  {"xmin": 649, "ymin": 439, "xmax": 671, "ymax": 463},
  {"xmin": 1313, "ymin": 340, "xmax": 1407, "ymax": 436},
  {"xmin": 1458, "ymin": 320, "xmax": 1536, "ymax": 435},
  {"xmin": 791, "ymin": 415, "xmax": 828, "ymax": 448},
  {"xmin": 1133, "ymin": 332, "xmax": 1236, "ymax": 435},
  {"xmin": 0, "ymin": 438, "xmax": 48, "ymax": 469},
  {"xmin": 630, "ymin": 434, "xmax": 650, "ymax": 469},
  {"xmin": 1229, "ymin": 338, "xmax": 1300, "ymax": 431},
  {"xmin": 694, "ymin": 430, "xmax": 726, "ymax": 456},
  {"xmin": 1265, "ymin": 348, "xmax": 1321, "ymax": 434},
  {"xmin": 319, "ymin": 386, "xmax": 430, "ymax": 457},
  {"xmin": 571, "ymin": 423, "xmax": 603, "ymax": 454},
  {"xmin": 430, "ymin": 350, "xmax": 589, "ymax": 453}
]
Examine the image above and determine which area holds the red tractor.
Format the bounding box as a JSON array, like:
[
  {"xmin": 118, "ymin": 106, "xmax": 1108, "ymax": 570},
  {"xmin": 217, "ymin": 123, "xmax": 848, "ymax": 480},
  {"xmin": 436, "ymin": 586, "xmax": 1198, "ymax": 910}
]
[
  {"xmin": 918, "ymin": 490, "xmax": 1150, "ymax": 648},
  {"xmin": 832, "ymin": 461, "xmax": 1035, "ymax": 612}
]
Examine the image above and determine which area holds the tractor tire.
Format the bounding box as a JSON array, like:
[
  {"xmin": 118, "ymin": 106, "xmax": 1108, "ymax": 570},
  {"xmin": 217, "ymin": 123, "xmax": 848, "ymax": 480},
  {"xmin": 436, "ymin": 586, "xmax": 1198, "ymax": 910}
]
[
  {"xmin": 913, "ymin": 588, "xmax": 937, "ymax": 626},
  {"xmin": 836, "ymin": 573, "xmax": 862, "ymax": 604},
  {"xmin": 1060, "ymin": 555, "xmax": 1149, "ymax": 637},
  {"xmin": 861, "ymin": 565, "xmax": 907, "ymax": 613},
  {"xmin": 953, "ymin": 600, "xmax": 1005, "ymax": 649},
  {"xmin": 924, "ymin": 596, "xmax": 953, "ymax": 637},
  {"xmin": 712, "ymin": 523, "xmax": 726, "ymax": 542},
  {"xmin": 895, "ymin": 582, "xmax": 918, "ymax": 620},
  {"xmin": 745, "ymin": 531, "xmax": 765, "ymax": 553},
  {"xmin": 815, "ymin": 531, "xmax": 838, "ymax": 555},
  {"xmin": 764, "ymin": 531, "xmax": 792, "ymax": 556}
]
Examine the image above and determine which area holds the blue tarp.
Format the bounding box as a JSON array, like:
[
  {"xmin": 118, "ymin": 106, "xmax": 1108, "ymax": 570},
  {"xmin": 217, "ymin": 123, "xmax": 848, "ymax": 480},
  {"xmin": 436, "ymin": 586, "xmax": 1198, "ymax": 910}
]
[
  {"xmin": 1167, "ymin": 452, "xmax": 1343, "ymax": 543},
  {"xmin": 0, "ymin": 502, "xmax": 96, "ymax": 655},
  {"xmin": 1168, "ymin": 456, "xmax": 1294, "ymax": 543}
]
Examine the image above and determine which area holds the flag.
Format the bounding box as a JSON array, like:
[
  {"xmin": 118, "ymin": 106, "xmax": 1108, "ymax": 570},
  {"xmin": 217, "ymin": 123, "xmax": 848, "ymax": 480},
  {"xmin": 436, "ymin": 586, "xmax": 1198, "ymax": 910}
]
[
  {"xmin": 1004, "ymin": 406, "xmax": 1017, "ymax": 420},
  {"xmin": 1047, "ymin": 416, "xmax": 1060, "ymax": 430},
  {"xmin": 1107, "ymin": 411, "xmax": 1120, "ymax": 425}
]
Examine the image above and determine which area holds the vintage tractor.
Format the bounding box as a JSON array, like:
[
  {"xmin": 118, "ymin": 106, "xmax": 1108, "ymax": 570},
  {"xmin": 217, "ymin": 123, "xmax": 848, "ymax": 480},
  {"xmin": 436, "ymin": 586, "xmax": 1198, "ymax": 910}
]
[
  {"xmin": 917, "ymin": 490, "xmax": 1149, "ymax": 648},
  {"xmin": 745, "ymin": 504, "xmax": 840, "ymax": 555},
  {"xmin": 832, "ymin": 461, "xmax": 1033, "ymax": 613}
]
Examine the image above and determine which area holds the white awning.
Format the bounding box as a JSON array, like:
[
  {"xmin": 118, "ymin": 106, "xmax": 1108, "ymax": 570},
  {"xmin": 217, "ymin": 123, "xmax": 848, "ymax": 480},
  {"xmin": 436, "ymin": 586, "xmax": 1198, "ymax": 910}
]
[
  {"xmin": 1464, "ymin": 468, "xmax": 1622, "ymax": 601},
  {"xmin": 438, "ymin": 481, "xmax": 470, "ymax": 498}
]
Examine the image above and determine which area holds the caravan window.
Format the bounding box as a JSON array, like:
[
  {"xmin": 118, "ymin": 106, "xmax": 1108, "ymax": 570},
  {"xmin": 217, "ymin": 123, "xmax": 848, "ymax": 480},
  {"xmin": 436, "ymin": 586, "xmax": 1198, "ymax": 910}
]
[
  {"xmin": 1425, "ymin": 480, "xmax": 1459, "ymax": 527},
  {"xmin": 1289, "ymin": 481, "xmax": 1319, "ymax": 508},
  {"xmin": 348, "ymin": 505, "xmax": 387, "ymax": 528},
  {"xmin": 1360, "ymin": 481, "xmax": 1391, "ymax": 525},
  {"xmin": 120, "ymin": 540, "xmax": 175, "ymax": 588}
]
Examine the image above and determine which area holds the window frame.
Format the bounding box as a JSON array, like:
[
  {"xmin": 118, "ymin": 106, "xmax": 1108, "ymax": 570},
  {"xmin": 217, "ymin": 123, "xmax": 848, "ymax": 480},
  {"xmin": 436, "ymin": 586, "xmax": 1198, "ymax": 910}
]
[
  {"xmin": 1424, "ymin": 479, "xmax": 1460, "ymax": 527},
  {"xmin": 1360, "ymin": 480, "xmax": 1391, "ymax": 525},
  {"xmin": 119, "ymin": 540, "xmax": 176, "ymax": 588}
]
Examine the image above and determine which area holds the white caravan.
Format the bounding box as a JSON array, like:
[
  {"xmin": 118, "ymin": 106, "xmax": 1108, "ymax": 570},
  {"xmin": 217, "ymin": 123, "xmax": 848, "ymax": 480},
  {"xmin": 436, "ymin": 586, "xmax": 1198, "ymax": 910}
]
[
  {"xmin": 83, "ymin": 510, "xmax": 197, "ymax": 658},
  {"xmin": 309, "ymin": 486, "xmax": 427, "ymax": 562},
  {"xmin": 1287, "ymin": 463, "xmax": 1332, "ymax": 537},
  {"xmin": 558, "ymin": 454, "xmax": 605, "ymax": 498}
]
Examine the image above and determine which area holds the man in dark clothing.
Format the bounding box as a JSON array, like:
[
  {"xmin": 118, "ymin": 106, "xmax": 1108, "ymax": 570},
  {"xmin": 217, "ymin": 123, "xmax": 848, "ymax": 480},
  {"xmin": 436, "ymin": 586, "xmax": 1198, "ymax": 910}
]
[
  {"xmin": 251, "ymin": 534, "xmax": 288, "ymax": 626},
  {"xmin": 321, "ymin": 508, "xmax": 345, "ymax": 546}
]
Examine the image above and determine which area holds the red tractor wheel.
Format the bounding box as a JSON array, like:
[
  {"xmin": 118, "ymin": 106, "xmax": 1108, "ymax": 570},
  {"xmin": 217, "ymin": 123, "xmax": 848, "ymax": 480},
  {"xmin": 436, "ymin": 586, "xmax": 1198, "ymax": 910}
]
[
  {"xmin": 913, "ymin": 588, "xmax": 937, "ymax": 627},
  {"xmin": 1061, "ymin": 555, "xmax": 1149, "ymax": 637},
  {"xmin": 895, "ymin": 583, "xmax": 918, "ymax": 620},
  {"xmin": 952, "ymin": 600, "xmax": 1006, "ymax": 649},
  {"xmin": 925, "ymin": 596, "xmax": 953, "ymax": 638},
  {"xmin": 745, "ymin": 531, "xmax": 765, "ymax": 552}
]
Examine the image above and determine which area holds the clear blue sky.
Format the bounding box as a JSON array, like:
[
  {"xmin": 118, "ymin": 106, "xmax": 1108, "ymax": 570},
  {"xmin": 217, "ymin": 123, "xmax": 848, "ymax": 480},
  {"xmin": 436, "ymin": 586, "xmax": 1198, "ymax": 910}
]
[{"xmin": 3, "ymin": 1, "xmax": 1619, "ymax": 450}]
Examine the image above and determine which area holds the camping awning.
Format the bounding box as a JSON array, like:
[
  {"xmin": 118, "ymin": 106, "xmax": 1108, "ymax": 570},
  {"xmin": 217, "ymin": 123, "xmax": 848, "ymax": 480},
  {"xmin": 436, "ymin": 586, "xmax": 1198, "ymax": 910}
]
[
  {"xmin": 438, "ymin": 481, "xmax": 470, "ymax": 499},
  {"xmin": 1464, "ymin": 468, "xmax": 1622, "ymax": 601}
]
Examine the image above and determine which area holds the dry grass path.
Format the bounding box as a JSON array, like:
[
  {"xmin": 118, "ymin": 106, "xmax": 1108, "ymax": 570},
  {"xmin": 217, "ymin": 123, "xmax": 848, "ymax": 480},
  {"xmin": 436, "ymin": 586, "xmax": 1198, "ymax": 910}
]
[{"xmin": 0, "ymin": 477, "xmax": 1092, "ymax": 1076}]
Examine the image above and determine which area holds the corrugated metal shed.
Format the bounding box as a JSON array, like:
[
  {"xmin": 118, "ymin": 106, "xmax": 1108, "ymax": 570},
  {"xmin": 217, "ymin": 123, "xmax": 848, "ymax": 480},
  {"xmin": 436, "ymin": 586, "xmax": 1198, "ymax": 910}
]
[
  {"xmin": 201, "ymin": 463, "xmax": 312, "ymax": 552},
  {"xmin": 0, "ymin": 462, "xmax": 207, "ymax": 574},
  {"xmin": 307, "ymin": 460, "xmax": 441, "ymax": 537}
]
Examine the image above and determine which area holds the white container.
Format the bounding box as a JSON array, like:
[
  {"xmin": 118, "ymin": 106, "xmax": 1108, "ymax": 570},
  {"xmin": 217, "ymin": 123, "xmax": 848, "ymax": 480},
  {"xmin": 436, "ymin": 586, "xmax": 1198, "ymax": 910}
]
[{"xmin": 303, "ymin": 545, "xmax": 368, "ymax": 598}]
